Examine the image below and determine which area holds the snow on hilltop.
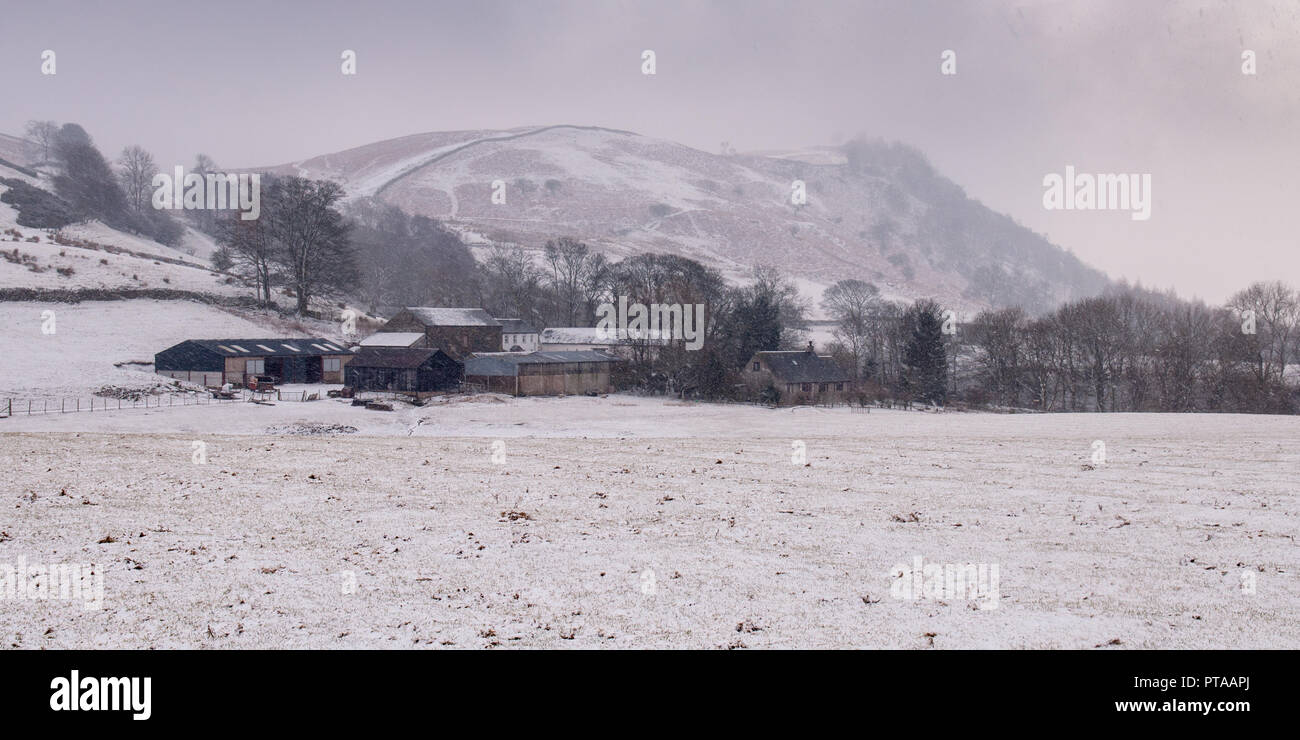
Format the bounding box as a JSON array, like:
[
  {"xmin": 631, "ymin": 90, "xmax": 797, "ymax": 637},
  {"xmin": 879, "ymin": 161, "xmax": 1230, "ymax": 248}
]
[{"xmin": 265, "ymin": 125, "xmax": 1109, "ymax": 313}]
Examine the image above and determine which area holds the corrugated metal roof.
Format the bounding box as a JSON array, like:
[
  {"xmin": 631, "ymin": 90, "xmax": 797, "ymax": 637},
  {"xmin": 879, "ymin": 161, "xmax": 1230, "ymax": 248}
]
[
  {"xmin": 359, "ymin": 332, "xmax": 424, "ymax": 347},
  {"xmin": 187, "ymin": 338, "xmax": 350, "ymax": 357},
  {"xmin": 540, "ymin": 327, "xmax": 672, "ymax": 345},
  {"xmin": 403, "ymin": 307, "xmax": 500, "ymax": 327},
  {"xmin": 348, "ymin": 347, "xmax": 441, "ymax": 369},
  {"xmin": 465, "ymin": 350, "xmax": 619, "ymax": 376}
]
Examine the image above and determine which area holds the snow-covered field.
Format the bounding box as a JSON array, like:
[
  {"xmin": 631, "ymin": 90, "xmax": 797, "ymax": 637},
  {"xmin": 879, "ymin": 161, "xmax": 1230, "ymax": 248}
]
[{"xmin": 1, "ymin": 395, "xmax": 1296, "ymax": 649}]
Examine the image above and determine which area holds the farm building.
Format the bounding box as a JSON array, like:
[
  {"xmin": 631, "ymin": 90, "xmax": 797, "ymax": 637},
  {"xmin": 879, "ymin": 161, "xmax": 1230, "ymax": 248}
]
[
  {"xmin": 154, "ymin": 338, "xmax": 352, "ymax": 387},
  {"xmin": 344, "ymin": 347, "xmax": 462, "ymax": 397},
  {"xmin": 742, "ymin": 344, "xmax": 852, "ymax": 404},
  {"xmin": 496, "ymin": 318, "xmax": 540, "ymax": 352},
  {"xmin": 540, "ymin": 327, "xmax": 671, "ymax": 358},
  {"xmin": 356, "ymin": 331, "xmax": 429, "ymax": 349},
  {"xmin": 377, "ymin": 307, "xmax": 501, "ymax": 359},
  {"xmin": 464, "ymin": 351, "xmax": 618, "ymax": 396}
]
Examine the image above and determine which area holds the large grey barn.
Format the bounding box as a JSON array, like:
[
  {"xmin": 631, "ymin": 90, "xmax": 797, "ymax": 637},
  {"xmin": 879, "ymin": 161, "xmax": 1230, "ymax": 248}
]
[{"xmin": 154, "ymin": 338, "xmax": 352, "ymax": 387}]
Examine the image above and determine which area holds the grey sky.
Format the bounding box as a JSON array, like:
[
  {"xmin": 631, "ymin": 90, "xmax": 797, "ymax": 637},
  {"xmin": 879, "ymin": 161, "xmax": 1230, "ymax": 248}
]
[{"xmin": 2, "ymin": 0, "xmax": 1296, "ymax": 303}]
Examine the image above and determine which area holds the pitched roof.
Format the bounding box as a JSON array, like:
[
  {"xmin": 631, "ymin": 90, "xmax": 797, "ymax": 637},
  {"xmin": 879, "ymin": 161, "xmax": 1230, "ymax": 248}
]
[
  {"xmin": 402, "ymin": 307, "xmax": 500, "ymax": 327},
  {"xmin": 358, "ymin": 332, "xmax": 424, "ymax": 347},
  {"xmin": 540, "ymin": 327, "xmax": 672, "ymax": 345},
  {"xmin": 496, "ymin": 318, "xmax": 538, "ymax": 334},
  {"xmin": 347, "ymin": 347, "xmax": 443, "ymax": 369},
  {"xmin": 465, "ymin": 350, "xmax": 619, "ymax": 376},
  {"xmin": 755, "ymin": 351, "xmax": 850, "ymax": 384},
  {"xmin": 187, "ymin": 338, "xmax": 350, "ymax": 357}
]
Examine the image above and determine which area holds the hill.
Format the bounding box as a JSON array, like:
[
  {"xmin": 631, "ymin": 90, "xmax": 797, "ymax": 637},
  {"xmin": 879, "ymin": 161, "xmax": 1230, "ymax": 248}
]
[{"xmin": 266, "ymin": 125, "xmax": 1110, "ymax": 313}]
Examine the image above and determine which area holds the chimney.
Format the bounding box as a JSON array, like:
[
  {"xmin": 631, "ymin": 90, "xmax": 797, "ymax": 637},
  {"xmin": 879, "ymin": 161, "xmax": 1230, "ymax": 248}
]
[{"xmin": 806, "ymin": 341, "xmax": 815, "ymax": 354}]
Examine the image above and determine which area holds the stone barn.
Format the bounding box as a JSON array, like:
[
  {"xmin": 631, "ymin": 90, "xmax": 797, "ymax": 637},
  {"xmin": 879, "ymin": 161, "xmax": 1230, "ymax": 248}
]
[
  {"xmin": 154, "ymin": 338, "xmax": 352, "ymax": 387},
  {"xmin": 464, "ymin": 351, "xmax": 617, "ymax": 396},
  {"xmin": 344, "ymin": 347, "xmax": 462, "ymax": 397},
  {"xmin": 742, "ymin": 344, "xmax": 851, "ymax": 404},
  {"xmin": 377, "ymin": 308, "xmax": 502, "ymax": 359}
]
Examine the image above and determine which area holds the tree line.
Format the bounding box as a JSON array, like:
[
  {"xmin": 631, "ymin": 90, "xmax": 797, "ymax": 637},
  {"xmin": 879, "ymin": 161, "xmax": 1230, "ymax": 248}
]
[{"xmin": 820, "ymin": 279, "xmax": 1300, "ymax": 414}]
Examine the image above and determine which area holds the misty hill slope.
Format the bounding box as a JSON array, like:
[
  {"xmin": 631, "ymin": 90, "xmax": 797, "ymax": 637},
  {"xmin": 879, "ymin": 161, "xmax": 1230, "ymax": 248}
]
[{"xmin": 271, "ymin": 125, "xmax": 1109, "ymax": 312}]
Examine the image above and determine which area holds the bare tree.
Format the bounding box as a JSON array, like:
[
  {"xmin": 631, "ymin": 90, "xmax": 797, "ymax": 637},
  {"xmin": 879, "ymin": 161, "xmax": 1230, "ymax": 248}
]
[
  {"xmin": 543, "ymin": 237, "xmax": 595, "ymax": 326},
  {"xmin": 216, "ymin": 211, "xmax": 277, "ymax": 305},
  {"xmin": 24, "ymin": 120, "xmax": 58, "ymax": 163},
  {"xmin": 970, "ymin": 307, "xmax": 1027, "ymax": 407},
  {"xmin": 821, "ymin": 279, "xmax": 881, "ymax": 380},
  {"xmin": 261, "ymin": 177, "xmax": 357, "ymax": 316},
  {"xmin": 1228, "ymin": 281, "xmax": 1299, "ymax": 388},
  {"xmin": 117, "ymin": 145, "xmax": 157, "ymax": 213},
  {"xmin": 481, "ymin": 244, "xmax": 544, "ymax": 324}
]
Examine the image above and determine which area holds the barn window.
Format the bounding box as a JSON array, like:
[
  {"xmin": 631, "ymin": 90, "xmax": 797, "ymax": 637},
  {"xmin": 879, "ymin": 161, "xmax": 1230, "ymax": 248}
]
[
  {"xmin": 323, "ymin": 358, "xmax": 340, "ymax": 372},
  {"xmin": 245, "ymin": 359, "xmax": 265, "ymax": 374}
]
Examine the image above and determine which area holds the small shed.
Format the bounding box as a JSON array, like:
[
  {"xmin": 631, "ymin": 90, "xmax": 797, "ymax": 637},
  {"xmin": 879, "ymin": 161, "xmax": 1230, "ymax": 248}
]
[
  {"xmin": 344, "ymin": 347, "xmax": 462, "ymax": 397},
  {"xmin": 464, "ymin": 351, "xmax": 618, "ymax": 396}
]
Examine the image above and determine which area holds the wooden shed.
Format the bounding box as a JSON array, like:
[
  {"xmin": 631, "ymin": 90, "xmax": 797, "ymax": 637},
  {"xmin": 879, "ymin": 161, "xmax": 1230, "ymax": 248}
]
[
  {"xmin": 463, "ymin": 351, "xmax": 618, "ymax": 396},
  {"xmin": 344, "ymin": 347, "xmax": 462, "ymax": 397}
]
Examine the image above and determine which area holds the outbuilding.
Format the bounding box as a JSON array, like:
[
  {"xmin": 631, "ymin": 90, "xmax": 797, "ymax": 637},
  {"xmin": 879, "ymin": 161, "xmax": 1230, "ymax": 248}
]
[
  {"xmin": 344, "ymin": 347, "xmax": 462, "ymax": 397},
  {"xmin": 464, "ymin": 350, "xmax": 618, "ymax": 396},
  {"xmin": 376, "ymin": 307, "xmax": 502, "ymax": 359},
  {"xmin": 154, "ymin": 338, "xmax": 352, "ymax": 387}
]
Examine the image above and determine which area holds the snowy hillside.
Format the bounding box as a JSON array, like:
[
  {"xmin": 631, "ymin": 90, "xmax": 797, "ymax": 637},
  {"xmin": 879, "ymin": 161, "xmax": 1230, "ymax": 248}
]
[{"xmin": 267, "ymin": 125, "xmax": 1110, "ymax": 313}]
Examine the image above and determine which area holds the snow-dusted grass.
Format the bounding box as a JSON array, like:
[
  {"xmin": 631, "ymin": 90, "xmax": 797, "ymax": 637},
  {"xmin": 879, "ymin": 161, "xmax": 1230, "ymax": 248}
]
[
  {"xmin": 1, "ymin": 396, "xmax": 1296, "ymax": 649},
  {"xmin": 0, "ymin": 238, "xmax": 237, "ymax": 294}
]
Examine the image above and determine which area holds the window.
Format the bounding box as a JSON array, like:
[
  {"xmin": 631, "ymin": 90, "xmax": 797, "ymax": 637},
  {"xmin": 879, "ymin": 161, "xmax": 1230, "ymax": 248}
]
[
  {"xmin": 245, "ymin": 359, "xmax": 264, "ymax": 375},
  {"xmin": 752, "ymin": 362, "xmax": 760, "ymax": 371},
  {"xmin": 323, "ymin": 358, "xmax": 341, "ymax": 372},
  {"xmin": 818, "ymin": 383, "xmax": 828, "ymax": 393},
  {"xmin": 801, "ymin": 383, "xmax": 811, "ymax": 392},
  {"xmin": 836, "ymin": 383, "xmax": 844, "ymax": 391}
]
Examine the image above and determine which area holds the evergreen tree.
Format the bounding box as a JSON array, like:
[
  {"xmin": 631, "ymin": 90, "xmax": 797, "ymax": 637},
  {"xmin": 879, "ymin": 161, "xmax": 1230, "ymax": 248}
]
[{"xmin": 902, "ymin": 298, "xmax": 948, "ymax": 405}]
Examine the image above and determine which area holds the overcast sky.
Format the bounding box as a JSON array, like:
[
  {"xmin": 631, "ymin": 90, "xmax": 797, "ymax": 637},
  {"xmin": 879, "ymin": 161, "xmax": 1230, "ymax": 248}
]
[{"xmin": 2, "ymin": 0, "xmax": 1296, "ymax": 304}]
